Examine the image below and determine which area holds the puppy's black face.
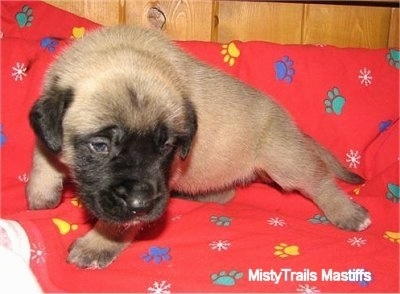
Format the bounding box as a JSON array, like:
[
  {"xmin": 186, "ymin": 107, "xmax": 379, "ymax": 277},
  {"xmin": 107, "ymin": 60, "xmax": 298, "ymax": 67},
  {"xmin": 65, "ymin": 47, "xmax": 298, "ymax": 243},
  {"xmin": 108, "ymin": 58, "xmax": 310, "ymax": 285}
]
[{"xmin": 72, "ymin": 124, "xmax": 177, "ymax": 223}]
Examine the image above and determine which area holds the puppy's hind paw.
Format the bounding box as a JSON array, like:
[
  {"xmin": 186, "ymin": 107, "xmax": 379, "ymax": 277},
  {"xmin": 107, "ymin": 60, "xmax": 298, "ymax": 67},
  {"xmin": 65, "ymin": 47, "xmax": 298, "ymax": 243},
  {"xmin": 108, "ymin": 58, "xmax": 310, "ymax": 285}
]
[{"xmin": 328, "ymin": 202, "xmax": 371, "ymax": 232}]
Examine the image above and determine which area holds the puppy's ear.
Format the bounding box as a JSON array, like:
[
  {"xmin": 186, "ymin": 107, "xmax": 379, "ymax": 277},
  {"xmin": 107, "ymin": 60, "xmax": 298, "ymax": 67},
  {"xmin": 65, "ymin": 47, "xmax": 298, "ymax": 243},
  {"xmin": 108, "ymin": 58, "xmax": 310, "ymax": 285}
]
[
  {"xmin": 29, "ymin": 86, "xmax": 73, "ymax": 153},
  {"xmin": 178, "ymin": 98, "xmax": 197, "ymax": 159}
]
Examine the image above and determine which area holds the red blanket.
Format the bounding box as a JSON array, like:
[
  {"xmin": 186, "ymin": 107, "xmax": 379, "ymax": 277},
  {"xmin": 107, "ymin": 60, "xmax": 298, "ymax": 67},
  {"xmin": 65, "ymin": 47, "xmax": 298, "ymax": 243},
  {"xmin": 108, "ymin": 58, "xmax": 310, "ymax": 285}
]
[{"xmin": 1, "ymin": 1, "xmax": 399, "ymax": 293}]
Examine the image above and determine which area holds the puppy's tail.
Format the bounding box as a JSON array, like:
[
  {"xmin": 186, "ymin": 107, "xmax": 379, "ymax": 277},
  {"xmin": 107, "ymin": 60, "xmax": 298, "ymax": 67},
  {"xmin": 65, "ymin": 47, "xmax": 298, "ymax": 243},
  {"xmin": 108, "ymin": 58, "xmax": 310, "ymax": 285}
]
[{"xmin": 304, "ymin": 134, "xmax": 365, "ymax": 185}]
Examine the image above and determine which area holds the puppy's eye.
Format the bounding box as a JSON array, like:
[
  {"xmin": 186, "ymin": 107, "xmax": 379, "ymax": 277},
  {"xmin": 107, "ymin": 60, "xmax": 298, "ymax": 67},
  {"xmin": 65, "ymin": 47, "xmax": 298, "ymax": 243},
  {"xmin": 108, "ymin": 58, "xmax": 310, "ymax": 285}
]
[{"xmin": 89, "ymin": 138, "xmax": 110, "ymax": 154}]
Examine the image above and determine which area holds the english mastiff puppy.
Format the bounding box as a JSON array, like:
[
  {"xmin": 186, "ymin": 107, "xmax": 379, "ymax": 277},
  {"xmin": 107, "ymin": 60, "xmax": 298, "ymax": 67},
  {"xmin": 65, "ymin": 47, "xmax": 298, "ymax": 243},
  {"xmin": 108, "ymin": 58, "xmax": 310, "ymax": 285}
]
[{"xmin": 27, "ymin": 26, "xmax": 370, "ymax": 269}]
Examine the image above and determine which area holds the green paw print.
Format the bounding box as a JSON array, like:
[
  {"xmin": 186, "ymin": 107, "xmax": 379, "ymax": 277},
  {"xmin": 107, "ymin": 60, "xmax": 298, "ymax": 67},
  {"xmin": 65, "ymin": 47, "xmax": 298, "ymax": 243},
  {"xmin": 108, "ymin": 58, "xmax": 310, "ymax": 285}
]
[
  {"xmin": 387, "ymin": 49, "xmax": 400, "ymax": 69},
  {"xmin": 324, "ymin": 87, "xmax": 346, "ymax": 115},
  {"xmin": 210, "ymin": 215, "xmax": 232, "ymax": 226},
  {"xmin": 308, "ymin": 214, "xmax": 330, "ymax": 224},
  {"xmin": 15, "ymin": 5, "xmax": 34, "ymax": 28},
  {"xmin": 211, "ymin": 270, "xmax": 243, "ymax": 286},
  {"xmin": 386, "ymin": 183, "xmax": 399, "ymax": 203}
]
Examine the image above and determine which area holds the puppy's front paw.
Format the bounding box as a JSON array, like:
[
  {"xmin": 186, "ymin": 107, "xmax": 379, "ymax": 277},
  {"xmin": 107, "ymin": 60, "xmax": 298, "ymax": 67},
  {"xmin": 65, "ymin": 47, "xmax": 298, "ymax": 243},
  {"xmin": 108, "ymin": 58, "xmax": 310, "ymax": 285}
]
[
  {"xmin": 326, "ymin": 201, "xmax": 371, "ymax": 231},
  {"xmin": 26, "ymin": 178, "xmax": 62, "ymax": 210},
  {"xmin": 68, "ymin": 236, "xmax": 125, "ymax": 269}
]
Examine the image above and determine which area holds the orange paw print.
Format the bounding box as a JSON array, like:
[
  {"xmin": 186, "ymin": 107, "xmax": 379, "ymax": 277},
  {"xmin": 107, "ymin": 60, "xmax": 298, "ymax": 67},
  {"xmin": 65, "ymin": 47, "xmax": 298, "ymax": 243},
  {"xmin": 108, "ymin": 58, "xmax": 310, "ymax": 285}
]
[
  {"xmin": 274, "ymin": 243, "xmax": 300, "ymax": 258},
  {"xmin": 221, "ymin": 42, "xmax": 240, "ymax": 66},
  {"xmin": 384, "ymin": 231, "xmax": 400, "ymax": 243},
  {"xmin": 52, "ymin": 218, "xmax": 78, "ymax": 235}
]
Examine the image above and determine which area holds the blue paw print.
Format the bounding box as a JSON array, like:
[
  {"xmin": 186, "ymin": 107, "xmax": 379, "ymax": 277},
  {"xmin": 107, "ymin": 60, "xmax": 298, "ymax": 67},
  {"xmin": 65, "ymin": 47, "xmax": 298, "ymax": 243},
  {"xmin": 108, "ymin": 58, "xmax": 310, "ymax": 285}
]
[
  {"xmin": 211, "ymin": 270, "xmax": 243, "ymax": 286},
  {"xmin": 210, "ymin": 215, "xmax": 232, "ymax": 226},
  {"xmin": 0, "ymin": 124, "xmax": 6, "ymax": 147},
  {"xmin": 379, "ymin": 120, "xmax": 393, "ymax": 132},
  {"xmin": 386, "ymin": 183, "xmax": 399, "ymax": 203},
  {"xmin": 40, "ymin": 37, "xmax": 59, "ymax": 53},
  {"xmin": 142, "ymin": 246, "xmax": 171, "ymax": 263},
  {"xmin": 387, "ymin": 49, "xmax": 399, "ymax": 69},
  {"xmin": 308, "ymin": 214, "xmax": 330, "ymax": 224},
  {"xmin": 324, "ymin": 87, "xmax": 346, "ymax": 115},
  {"xmin": 15, "ymin": 5, "xmax": 34, "ymax": 28},
  {"xmin": 274, "ymin": 56, "xmax": 295, "ymax": 83}
]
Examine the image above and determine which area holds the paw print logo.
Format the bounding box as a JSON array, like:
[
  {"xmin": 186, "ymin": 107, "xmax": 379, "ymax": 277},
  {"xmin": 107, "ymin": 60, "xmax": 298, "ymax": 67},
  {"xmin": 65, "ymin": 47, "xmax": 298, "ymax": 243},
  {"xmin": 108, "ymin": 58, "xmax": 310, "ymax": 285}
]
[
  {"xmin": 52, "ymin": 218, "xmax": 78, "ymax": 235},
  {"xmin": 386, "ymin": 49, "xmax": 399, "ymax": 69},
  {"xmin": 142, "ymin": 246, "xmax": 171, "ymax": 263},
  {"xmin": 324, "ymin": 87, "xmax": 346, "ymax": 115},
  {"xmin": 221, "ymin": 42, "xmax": 240, "ymax": 67},
  {"xmin": 386, "ymin": 183, "xmax": 399, "ymax": 203},
  {"xmin": 383, "ymin": 231, "xmax": 400, "ymax": 243},
  {"xmin": 15, "ymin": 5, "xmax": 34, "ymax": 28},
  {"xmin": 210, "ymin": 215, "xmax": 232, "ymax": 226},
  {"xmin": 308, "ymin": 214, "xmax": 330, "ymax": 224},
  {"xmin": 71, "ymin": 27, "xmax": 85, "ymax": 39},
  {"xmin": 274, "ymin": 56, "xmax": 295, "ymax": 83},
  {"xmin": 40, "ymin": 37, "xmax": 59, "ymax": 53},
  {"xmin": 211, "ymin": 270, "xmax": 243, "ymax": 286},
  {"xmin": 274, "ymin": 243, "xmax": 300, "ymax": 258},
  {"xmin": 0, "ymin": 124, "xmax": 6, "ymax": 147}
]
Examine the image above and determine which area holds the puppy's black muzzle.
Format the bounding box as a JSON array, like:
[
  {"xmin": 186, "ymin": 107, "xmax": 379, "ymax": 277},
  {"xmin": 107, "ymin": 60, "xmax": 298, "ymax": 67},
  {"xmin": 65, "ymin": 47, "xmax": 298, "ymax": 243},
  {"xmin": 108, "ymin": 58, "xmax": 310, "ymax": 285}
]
[{"xmin": 113, "ymin": 180, "xmax": 158, "ymax": 216}]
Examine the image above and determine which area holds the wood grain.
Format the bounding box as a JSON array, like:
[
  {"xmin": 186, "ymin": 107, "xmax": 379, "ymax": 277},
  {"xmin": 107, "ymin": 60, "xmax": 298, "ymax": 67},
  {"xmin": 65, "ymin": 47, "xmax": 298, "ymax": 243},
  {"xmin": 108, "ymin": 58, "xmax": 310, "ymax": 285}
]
[
  {"xmin": 217, "ymin": 1, "xmax": 304, "ymax": 43},
  {"xmin": 388, "ymin": 8, "xmax": 399, "ymax": 48},
  {"xmin": 45, "ymin": 0, "xmax": 121, "ymax": 26},
  {"xmin": 43, "ymin": 0, "xmax": 397, "ymax": 48},
  {"xmin": 302, "ymin": 4, "xmax": 392, "ymax": 48},
  {"xmin": 125, "ymin": 0, "xmax": 214, "ymax": 41}
]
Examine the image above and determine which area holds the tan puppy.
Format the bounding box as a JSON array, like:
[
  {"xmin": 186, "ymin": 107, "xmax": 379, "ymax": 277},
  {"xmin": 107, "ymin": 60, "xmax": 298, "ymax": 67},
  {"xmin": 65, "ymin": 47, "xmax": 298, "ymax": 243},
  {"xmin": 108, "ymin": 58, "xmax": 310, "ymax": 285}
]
[{"xmin": 27, "ymin": 26, "xmax": 370, "ymax": 269}]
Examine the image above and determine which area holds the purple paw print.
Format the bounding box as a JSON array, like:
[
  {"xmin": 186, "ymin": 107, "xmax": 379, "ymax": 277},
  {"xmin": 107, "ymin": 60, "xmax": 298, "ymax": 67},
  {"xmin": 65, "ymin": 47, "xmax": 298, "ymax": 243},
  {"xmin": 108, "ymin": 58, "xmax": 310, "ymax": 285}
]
[
  {"xmin": 274, "ymin": 56, "xmax": 295, "ymax": 83},
  {"xmin": 40, "ymin": 37, "xmax": 59, "ymax": 53},
  {"xmin": 142, "ymin": 246, "xmax": 171, "ymax": 263}
]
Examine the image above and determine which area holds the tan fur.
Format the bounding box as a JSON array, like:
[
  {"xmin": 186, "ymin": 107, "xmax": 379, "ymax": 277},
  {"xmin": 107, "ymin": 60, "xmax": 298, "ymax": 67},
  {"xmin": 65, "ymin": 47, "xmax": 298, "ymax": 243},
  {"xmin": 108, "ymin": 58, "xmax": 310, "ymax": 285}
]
[{"xmin": 27, "ymin": 26, "xmax": 370, "ymax": 269}]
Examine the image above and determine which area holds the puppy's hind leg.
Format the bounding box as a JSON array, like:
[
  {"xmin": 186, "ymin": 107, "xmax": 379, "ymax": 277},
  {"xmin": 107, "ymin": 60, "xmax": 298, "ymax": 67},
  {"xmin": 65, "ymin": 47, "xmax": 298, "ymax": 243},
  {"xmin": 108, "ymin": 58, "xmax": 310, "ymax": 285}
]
[
  {"xmin": 257, "ymin": 135, "xmax": 371, "ymax": 231},
  {"xmin": 26, "ymin": 143, "xmax": 65, "ymax": 209}
]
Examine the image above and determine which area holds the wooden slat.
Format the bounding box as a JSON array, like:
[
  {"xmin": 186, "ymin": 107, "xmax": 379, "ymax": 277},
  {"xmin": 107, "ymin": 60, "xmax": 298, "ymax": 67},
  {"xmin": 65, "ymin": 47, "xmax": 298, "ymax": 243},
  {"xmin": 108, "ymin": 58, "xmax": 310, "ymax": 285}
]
[
  {"xmin": 124, "ymin": 0, "xmax": 214, "ymax": 41},
  {"xmin": 388, "ymin": 8, "xmax": 399, "ymax": 48},
  {"xmin": 302, "ymin": 4, "xmax": 392, "ymax": 48},
  {"xmin": 217, "ymin": 1, "xmax": 304, "ymax": 43},
  {"xmin": 44, "ymin": 0, "xmax": 121, "ymax": 26}
]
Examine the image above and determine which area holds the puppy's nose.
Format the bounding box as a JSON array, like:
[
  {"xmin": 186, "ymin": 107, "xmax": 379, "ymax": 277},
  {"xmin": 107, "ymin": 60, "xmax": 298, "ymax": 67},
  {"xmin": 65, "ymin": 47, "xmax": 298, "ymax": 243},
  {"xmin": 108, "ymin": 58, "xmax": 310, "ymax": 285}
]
[{"xmin": 113, "ymin": 181, "xmax": 156, "ymax": 215}]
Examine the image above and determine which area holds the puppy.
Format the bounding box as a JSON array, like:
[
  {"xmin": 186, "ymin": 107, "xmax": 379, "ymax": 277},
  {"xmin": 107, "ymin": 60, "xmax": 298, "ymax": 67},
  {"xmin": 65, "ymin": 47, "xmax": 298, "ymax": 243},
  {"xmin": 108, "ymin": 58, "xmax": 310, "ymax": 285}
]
[{"xmin": 27, "ymin": 26, "xmax": 370, "ymax": 269}]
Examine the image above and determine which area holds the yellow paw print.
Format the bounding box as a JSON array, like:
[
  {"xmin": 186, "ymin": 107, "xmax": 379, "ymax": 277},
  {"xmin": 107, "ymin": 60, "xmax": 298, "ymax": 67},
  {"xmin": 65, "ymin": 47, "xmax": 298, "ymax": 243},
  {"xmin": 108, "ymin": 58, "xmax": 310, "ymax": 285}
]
[
  {"xmin": 52, "ymin": 218, "xmax": 78, "ymax": 235},
  {"xmin": 384, "ymin": 231, "xmax": 400, "ymax": 243},
  {"xmin": 71, "ymin": 197, "xmax": 83, "ymax": 208},
  {"xmin": 71, "ymin": 27, "xmax": 85, "ymax": 39},
  {"xmin": 221, "ymin": 42, "xmax": 240, "ymax": 67},
  {"xmin": 274, "ymin": 243, "xmax": 300, "ymax": 258}
]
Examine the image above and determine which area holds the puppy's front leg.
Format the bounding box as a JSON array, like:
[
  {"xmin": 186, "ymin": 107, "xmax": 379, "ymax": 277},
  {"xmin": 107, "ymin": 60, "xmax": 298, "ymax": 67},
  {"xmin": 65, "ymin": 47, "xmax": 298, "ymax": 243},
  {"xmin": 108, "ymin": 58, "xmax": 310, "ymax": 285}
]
[
  {"xmin": 26, "ymin": 143, "xmax": 65, "ymax": 209},
  {"xmin": 68, "ymin": 220, "xmax": 140, "ymax": 269}
]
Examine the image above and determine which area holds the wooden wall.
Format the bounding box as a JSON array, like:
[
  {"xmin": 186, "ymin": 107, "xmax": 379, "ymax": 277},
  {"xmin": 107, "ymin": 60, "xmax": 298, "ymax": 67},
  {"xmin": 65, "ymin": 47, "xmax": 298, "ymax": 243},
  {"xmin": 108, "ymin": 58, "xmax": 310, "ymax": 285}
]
[{"xmin": 44, "ymin": 0, "xmax": 399, "ymax": 48}]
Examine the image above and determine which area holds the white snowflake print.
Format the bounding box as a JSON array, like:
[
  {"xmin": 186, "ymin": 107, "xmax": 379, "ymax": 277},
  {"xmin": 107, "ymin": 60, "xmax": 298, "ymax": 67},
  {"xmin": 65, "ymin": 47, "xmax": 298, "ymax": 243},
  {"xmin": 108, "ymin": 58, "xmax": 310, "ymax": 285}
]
[
  {"xmin": 297, "ymin": 284, "xmax": 320, "ymax": 294},
  {"xmin": 358, "ymin": 68, "xmax": 373, "ymax": 86},
  {"xmin": 347, "ymin": 236, "xmax": 367, "ymax": 247},
  {"xmin": 12, "ymin": 62, "xmax": 27, "ymax": 81},
  {"xmin": 18, "ymin": 173, "xmax": 29, "ymax": 183},
  {"xmin": 267, "ymin": 217, "xmax": 286, "ymax": 227},
  {"xmin": 148, "ymin": 280, "xmax": 171, "ymax": 294},
  {"xmin": 346, "ymin": 149, "xmax": 361, "ymax": 169},
  {"xmin": 209, "ymin": 240, "xmax": 231, "ymax": 251},
  {"xmin": 30, "ymin": 243, "xmax": 46, "ymax": 264}
]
